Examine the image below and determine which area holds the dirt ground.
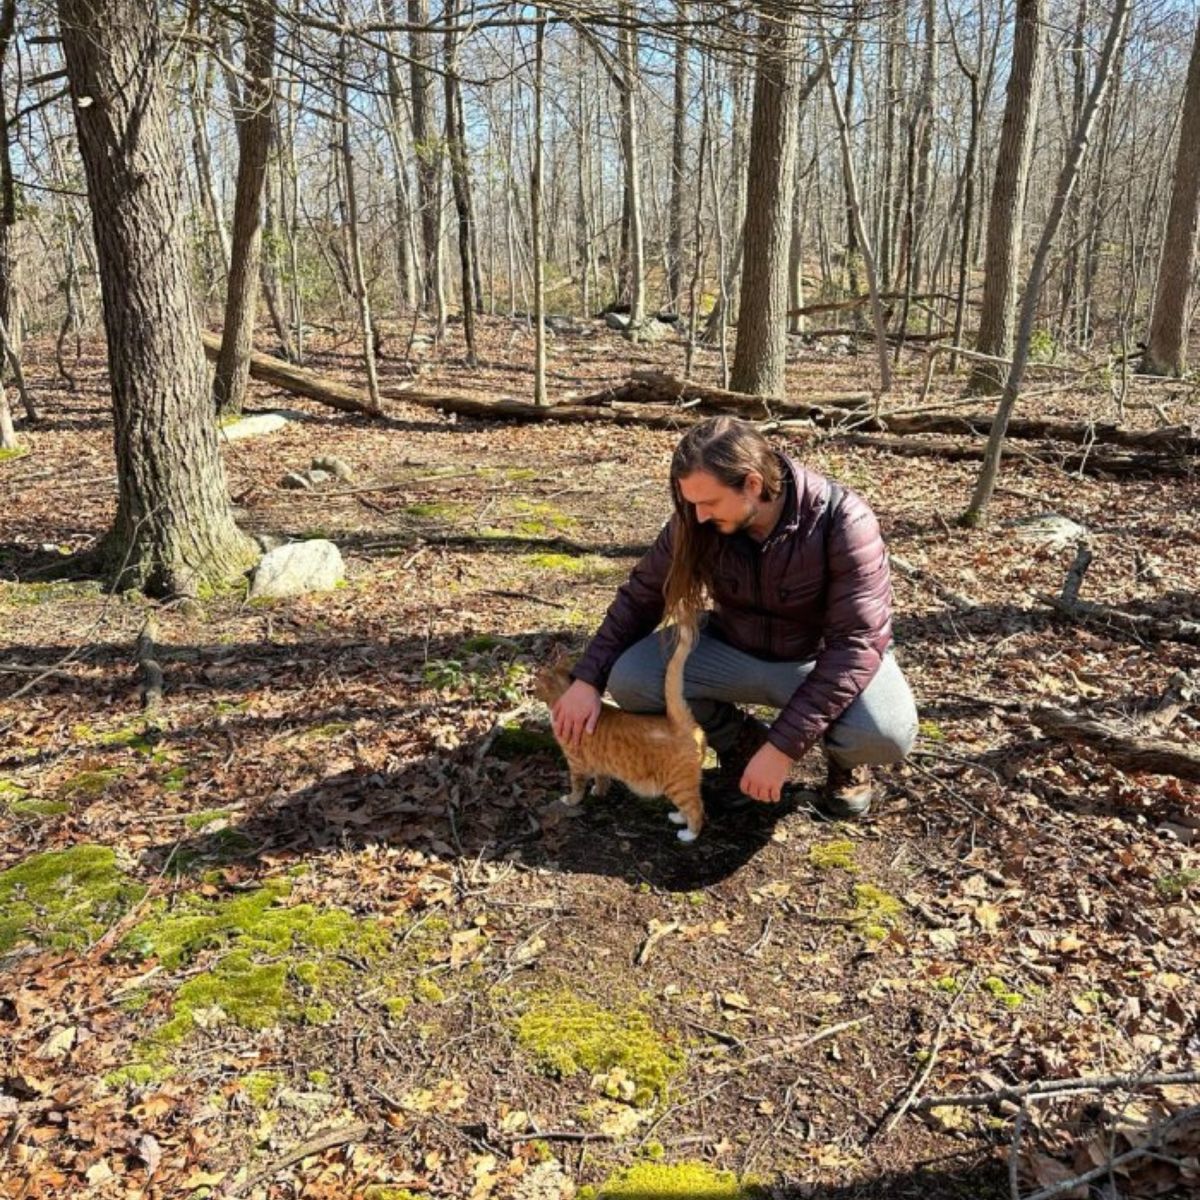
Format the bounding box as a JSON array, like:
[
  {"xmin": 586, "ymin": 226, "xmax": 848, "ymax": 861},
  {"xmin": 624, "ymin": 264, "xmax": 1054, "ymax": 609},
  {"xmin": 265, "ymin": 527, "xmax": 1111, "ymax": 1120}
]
[{"xmin": 1, "ymin": 318, "xmax": 1198, "ymax": 1199}]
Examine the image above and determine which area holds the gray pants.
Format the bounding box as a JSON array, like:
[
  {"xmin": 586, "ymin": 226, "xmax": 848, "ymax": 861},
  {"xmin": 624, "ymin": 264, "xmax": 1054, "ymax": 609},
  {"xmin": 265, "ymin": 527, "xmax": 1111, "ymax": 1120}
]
[{"xmin": 606, "ymin": 629, "xmax": 919, "ymax": 767}]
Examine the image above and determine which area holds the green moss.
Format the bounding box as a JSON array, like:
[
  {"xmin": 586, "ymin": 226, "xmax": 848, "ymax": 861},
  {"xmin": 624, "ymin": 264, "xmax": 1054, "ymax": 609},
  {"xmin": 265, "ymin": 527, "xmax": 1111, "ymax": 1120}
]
[
  {"xmin": 502, "ymin": 468, "xmax": 538, "ymax": 481},
  {"xmin": 506, "ymin": 499, "xmax": 577, "ymax": 536},
  {"xmin": 0, "ymin": 845, "xmax": 146, "ymax": 954},
  {"xmin": 809, "ymin": 839, "xmax": 858, "ymax": 872},
  {"xmin": 403, "ymin": 502, "xmax": 463, "ymax": 520},
  {"xmin": 9, "ymin": 798, "xmax": 71, "ymax": 818},
  {"xmin": 120, "ymin": 881, "xmax": 391, "ymax": 1049},
  {"xmin": 522, "ymin": 552, "xmax": 588, "ymax": 572},
  {"xmin": 491, "ymin": 722, "xmax": 561, "ymax": 761},
  {"xmin": 58, "ymin": 767, "xmax": 126, "ymax": 798},
  {"xmin": 362, "ymin": 1188, "xmax": 425, "ymax": 1200},
  {"xmin": 983, "ymin": 976, "xmax": 1024, "ymax": 1009},
  {"xmin": 0, "ymin": 579, "xmax": 102, "ymax": 608},
  {"xmin": 849, "ymin": 884, "xmax": 903, "ymax": 941},
  {"xmin": 241, "ymin": 1071, "xmax": 283, "ymax": 1107},
  {"xmin": 1155, "ymin": 869, "xmax": 1200, "ymax": 899},
  {"xmin": 161, "ymin": 766, "xmax": 188, "ymax": 793},
  {"xmin": 307, "ymin": 1069, "xmax": 331, "ymax": 1086},
  {"xmin": 918, "ymin": 719, "xmax": 946, "ymax": 742},
  {"xmin": 513, "ymin": 990, "xmax": 684, "ymax": 1106},
  {"xmin": 384, "ymin": 996, "xmax": 411, "ymax": 1021},
  {"xmin": 934, "ymin": 976, "xmax": 961, "ymax": 994},
  {"xmin": 104, "ymin": 1063, "xmax": 166, "ymax": 1090},
  {"xmin": 0, "ymin": 779, "xmax": 27, "ymax": 799},
  {"xmin": 0, "ymin": 446, "xmax": 29, "ymax": 463},
  {"xmin": 579, "ymin": 1161, "xmax": 765, "ymax": 1199},
  {"xmin": 184, "ymin": 809, "xmax": 233, "ymax": 832},
  {"xmin": 171, "ymin": 827, "xmax": 256, "ymax": 873},
  {"xmin": 686, "ymin": 891, "xmax": 706, "ymax": 908},
  {"xmin": 414, "ymin": 976, "xmax": 446, "ymax": 1004}
]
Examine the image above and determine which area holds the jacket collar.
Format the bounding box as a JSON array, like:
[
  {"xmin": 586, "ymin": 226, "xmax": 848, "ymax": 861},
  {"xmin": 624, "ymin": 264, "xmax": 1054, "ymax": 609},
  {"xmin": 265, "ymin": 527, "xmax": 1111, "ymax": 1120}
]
[{"xmin": 761, "ymin": 454, "xmax": 824, "ymax": 549}]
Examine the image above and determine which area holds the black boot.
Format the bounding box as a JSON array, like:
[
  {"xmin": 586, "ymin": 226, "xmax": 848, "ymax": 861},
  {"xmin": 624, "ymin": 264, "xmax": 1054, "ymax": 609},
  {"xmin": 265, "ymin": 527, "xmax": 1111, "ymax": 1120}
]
[{"xmin": 703, "ymin": 714, "xmax": 770, "ymax": 807}]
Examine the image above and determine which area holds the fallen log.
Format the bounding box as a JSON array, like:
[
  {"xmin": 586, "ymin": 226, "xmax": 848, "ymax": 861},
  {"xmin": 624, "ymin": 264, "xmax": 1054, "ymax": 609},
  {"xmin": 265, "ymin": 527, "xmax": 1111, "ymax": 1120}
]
[
  {"xmin": 832, "ymin": 432, "xmax": 1191, "ymax": 476},
  {"xmin": 1041, "ymin": 593, "xmax": 1200, "ymax": 646},
  {"xmin": 387, "ymin": 390, "xmax": 700, "ymax": 429},
  {"xmin": 200, "ymin": 331, "xmax": 384, "ymax": 417},
  {"xmin": 1030, "ymin": 705, "xmax": 1200, "ymax": 783}
]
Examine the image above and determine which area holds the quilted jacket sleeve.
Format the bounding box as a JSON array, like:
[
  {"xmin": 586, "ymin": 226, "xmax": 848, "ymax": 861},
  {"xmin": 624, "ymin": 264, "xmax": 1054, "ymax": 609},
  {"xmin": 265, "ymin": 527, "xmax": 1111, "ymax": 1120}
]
[
  {"xmin": 767, "ymin": 492, "xmax": 893, "ymax": 760},
  {"xmin": 570, "ymin": 519, "xmax": 674, "ymax": 693}
]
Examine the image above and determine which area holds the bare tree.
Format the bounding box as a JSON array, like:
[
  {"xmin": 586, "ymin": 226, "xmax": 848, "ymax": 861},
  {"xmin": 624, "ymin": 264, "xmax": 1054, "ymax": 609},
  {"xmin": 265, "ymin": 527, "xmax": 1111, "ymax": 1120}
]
[
  {"xmin": 964, "ymin": 0, "xmax": 1132, "ymax": 524},
  {"xmin": 730, "ymin": 7, "xmax": 802, "ymax": 396},
  {"xmin": 213, "ymin": 0, "xmax": 277, "ymax": 418},
  {"xmin": 969, "ymin": 0, "xmax": 1048, "ymax": 393},
  {"xmin": 1142, "ymin": 13, "xmax": 1200, "ymax": 377}
]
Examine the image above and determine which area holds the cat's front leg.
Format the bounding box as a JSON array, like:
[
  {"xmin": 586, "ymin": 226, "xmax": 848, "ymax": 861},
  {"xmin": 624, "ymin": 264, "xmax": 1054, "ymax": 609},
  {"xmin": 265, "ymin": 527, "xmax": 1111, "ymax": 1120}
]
[
  {"xmin": 592, "ymin": 775, "xmax": 612, "ymax": 798},
  {"xmin": 561, "ymin": 769, "xmax": 588, "ymax": 807}
]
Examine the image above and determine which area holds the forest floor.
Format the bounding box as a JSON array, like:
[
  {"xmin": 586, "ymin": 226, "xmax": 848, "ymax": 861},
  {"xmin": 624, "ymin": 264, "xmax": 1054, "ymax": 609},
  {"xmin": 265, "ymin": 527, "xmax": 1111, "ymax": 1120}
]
[{"xmin": 1, "ymin": 315, "xmax": 1198, "ymax": 1200}]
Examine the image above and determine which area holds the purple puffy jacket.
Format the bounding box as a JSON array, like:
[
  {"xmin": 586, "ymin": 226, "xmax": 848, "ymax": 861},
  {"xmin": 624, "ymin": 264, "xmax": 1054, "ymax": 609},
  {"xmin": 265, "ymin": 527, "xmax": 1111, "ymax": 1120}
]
[{"xmin": 571, "ymin": 455, "xmax": 894, "ymax": 761}]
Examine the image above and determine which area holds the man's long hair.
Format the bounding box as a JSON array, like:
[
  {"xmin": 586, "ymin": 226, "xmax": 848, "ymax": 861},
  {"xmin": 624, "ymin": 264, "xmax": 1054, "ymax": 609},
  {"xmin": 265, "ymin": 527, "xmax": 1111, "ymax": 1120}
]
[{"xmin": 663, "ymin": 416, "xmax": 784, "ymax": 633}]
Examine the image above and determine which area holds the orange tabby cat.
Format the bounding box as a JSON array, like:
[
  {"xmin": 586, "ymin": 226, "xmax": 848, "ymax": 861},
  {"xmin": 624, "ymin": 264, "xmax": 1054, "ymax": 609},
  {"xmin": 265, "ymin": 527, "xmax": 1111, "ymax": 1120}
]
[{"xmin": 533, "ymin": 623, "xmax": 706, "ymax": 842}]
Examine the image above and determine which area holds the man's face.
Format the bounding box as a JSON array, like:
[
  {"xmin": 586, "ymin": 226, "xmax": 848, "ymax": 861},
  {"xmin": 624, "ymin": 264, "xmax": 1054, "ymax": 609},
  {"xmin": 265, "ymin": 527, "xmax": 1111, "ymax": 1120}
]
[{"xmin": 677, "ymin": 470, "xmax": 761, "ymax": 535}]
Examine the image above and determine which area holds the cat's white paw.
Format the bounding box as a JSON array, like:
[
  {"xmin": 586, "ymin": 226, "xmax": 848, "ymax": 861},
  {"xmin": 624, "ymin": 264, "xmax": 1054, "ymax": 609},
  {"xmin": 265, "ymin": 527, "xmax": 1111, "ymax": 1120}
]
[
  {"xmin": 667, "ymin": 811, "xmax": 687, "ymax": 825},
  {"xmin": 676, "ymin": 827, "xmax": 699, "ymax": 843},
  {"xmin": 560, "ymin": 793, "xmax": 583, "ymax": 807}
]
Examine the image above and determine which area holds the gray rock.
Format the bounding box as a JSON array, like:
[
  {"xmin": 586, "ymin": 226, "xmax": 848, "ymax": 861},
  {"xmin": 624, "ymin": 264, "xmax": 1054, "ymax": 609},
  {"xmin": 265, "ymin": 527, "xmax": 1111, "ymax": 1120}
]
[
  {"xmin": 249, "ymin": 540, "xmax": 345, "ymax": 599},
  {"xmin": 305, "ymin": 469, "xmax": 333, "ymax": 486},
  {"xmin": 220, "ymin": 413, "xmax": 291, "ymax": 441},
  {"xmin": 603, "ymin": 311, "xmax": 631, "ymax": 332},
  {"xmin": 1007, "ymin": 513, "xmax": 1089, "ymax": 550},
  {"xmin": 311, "ymin": 455, "xmax": 353, "ymax": 481},
  {"xmin": 280, "ymin": 471, "xmax": 312, "ymax": 490}
]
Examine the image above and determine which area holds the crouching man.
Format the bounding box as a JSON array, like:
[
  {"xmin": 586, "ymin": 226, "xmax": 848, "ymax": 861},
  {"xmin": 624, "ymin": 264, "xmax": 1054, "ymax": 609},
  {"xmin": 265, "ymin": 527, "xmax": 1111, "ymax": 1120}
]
[{"xmin": 551, "ymin": 416, "xmax": 918, "ymax": 819}]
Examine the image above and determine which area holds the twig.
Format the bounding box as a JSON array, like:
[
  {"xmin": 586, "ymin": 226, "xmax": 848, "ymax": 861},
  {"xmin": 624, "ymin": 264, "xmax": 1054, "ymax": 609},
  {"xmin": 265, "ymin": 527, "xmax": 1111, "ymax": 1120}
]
[
  {"xmin": 1009, "ymin": 1106, "xmax": 1027, "ymax": 1200},
  {"xmin": 1021, "ymin": 1105, "xmax": 1200, "ymax": 1200},
  {"xmin": 1059, "ymin": 540, "xmax": 1093, "ymax": 606},
  {"xmin": 914, "ymin": 1069, "xmax": 1200, "ymax": 1111},
  {"xmin": 636, "ymin": 918, "xmax": 680, "ymax": 965},
  {"xmin": 875, "ymin": 969, "xmax": 977, "ymax": 1140},
  {"xmin": 135, "ymin": 615, "xmax": 164, "ymax": 712},
  {"xmin": 221, "ymin": 1121, "xmax": 372, "ymax": 1198}
]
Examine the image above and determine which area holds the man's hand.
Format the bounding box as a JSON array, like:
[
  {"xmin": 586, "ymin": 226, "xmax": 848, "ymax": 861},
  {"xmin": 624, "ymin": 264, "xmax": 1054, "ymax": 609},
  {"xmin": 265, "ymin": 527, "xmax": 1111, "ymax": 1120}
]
[
  {"xmin": 551, "ymin": 679, "xmax": 601, "ymax": 747},
  {"xmin": 740, "ymin": 741, "xmax": 794, "ymax": 804}
]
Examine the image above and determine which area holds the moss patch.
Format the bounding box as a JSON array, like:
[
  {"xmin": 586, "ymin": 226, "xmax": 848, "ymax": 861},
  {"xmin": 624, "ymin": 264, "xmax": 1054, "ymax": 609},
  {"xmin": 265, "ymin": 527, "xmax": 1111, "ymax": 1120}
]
[
  {"xmin": 0, "ymin": 845, "xmax": 147, "ymax": 954},
  {"xmin": 579, "ymin": 1161, "xmax": 765, "ymax": 1198},
  {"xmin": 513, "ymin": 990, "xmax": 684, "ymax": 1106},
  {"xmin": 9, "ymin": 798, "xmax": 71, "ymax": 818},
  {"xmin": 403, "ymin": 502, "xmax": 464, "ymax": 520},
  {"xmin": 58, "ymin": 766, "xmax": 127, "ymax": 799},
  {"xmin": 120, "ymin": 880, "xmax": 391, "ymax": 1050},
  {"xmin": 849, "ymin": 884, "xmax": 904, "ymax": 942},
  {"xmin": 1155, "ymin": 869, "xmax": 1200, "ymax": 899},
  {"xmin": 0, "ymin": 579, "xmax": 102, "ymax": 607},
  {"xmin": 240, "ymin": 1071, "xmax": 283, "ymax": 1107},
  {"xmin": 362, "ymin": 1189, "xmax": 426, "ymax": 1200},
  {"xmin": 808, "ymin": 839, "xmax": 858, "ymax": 872},
  {"xmin": 983, "ymin": 976, "xmax": 1024, "ymax": 1009}
]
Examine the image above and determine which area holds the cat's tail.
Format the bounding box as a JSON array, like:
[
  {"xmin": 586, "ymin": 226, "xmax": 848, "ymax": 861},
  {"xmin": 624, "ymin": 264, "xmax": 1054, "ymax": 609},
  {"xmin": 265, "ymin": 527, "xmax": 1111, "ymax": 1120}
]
[{"xmin": 663, "ymin": 621, "xmax": 699, "ymax": 736}]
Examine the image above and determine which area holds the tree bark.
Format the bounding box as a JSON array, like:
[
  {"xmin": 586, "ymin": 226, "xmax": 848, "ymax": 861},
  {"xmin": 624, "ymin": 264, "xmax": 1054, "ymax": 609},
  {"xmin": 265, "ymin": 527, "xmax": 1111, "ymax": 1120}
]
[
  {"xmin": 532, "ymin": 14, "xmax": 547, "ymax": 406},
  {"xmin": 969, "ymin": 0, "xmax": 1047, "ymax": 393},
  {"xmin": 213, "ymin": 0, "xmax": 276, "ymax": 418},
  {"xmin": 409, "ymin": 0, "xmax": 442, "ymax": 317},
  {"xmin": 1142, "ymin": 14, "xmax": 1200, "ymax": 376},
  {"xmin": 667, "ymin": 3, "xmax": 688, "ymax": 315},
  {"xmin": 731, "ymin": 7, "xmax": 801, "ymax": 396},
  {"xmin": 444, "ymin": 0, "xmax": 477, "ymax": 364},
  {"xmin": 617, "ymin": 0, "xmax": 646, "ymax": 334},
  {"xmin": 58, "ymin": 0, "xmax": 256, "ymax": 596}
]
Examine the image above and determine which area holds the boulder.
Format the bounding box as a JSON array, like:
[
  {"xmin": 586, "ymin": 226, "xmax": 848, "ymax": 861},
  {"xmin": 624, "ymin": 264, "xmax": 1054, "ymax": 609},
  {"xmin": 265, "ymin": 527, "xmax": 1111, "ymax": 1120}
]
[
  {"xmin": 219, "ymin": 412, "xmax": 291, "ymax": 441},
  {"xmin": 1007, "ymin": 513, "xmax": 1089, "ymax": 550},
  {"xmin": 280, "ymin": 471, "xmax": 312, "ymax": 490},
  {"xmin": 311, "ymin": 455, "xmax": 353, "ymax": 481},
  {"xmin": 249, "ymin": 540, "xmax": 345, "ymax": 599}
]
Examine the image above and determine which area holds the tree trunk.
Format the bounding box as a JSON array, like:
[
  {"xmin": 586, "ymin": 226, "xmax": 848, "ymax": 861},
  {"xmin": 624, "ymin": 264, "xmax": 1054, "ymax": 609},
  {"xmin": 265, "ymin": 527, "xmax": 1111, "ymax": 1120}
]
[
  {"xmin": 667, "ymin": 3, "xmax": 688, "ymax": 315},
  {"xmin": 444, "ymin": 0, "xmax": 477, "ymax": 364},
  {"xmin": 968, "ymin": 0, "xmax": 1047, "ymax": 392},
  {"xmin": 213, "ymin": 0, "xmax": 276, "ymax": 418},
  {"xmin": 381, "ymin": 0, "xmax": 417, "ymax": 311},
  {"xmin": 189, "ymin": 52, "xmax": 231, "ymax": 284},
  {"xmin": 1142, "ymin": 14, "xmax": 1200, "ymax": 376},
  {"xmin": 409, "ymin": 0, "xmax": 442, "ymax": 316},
  {"xmin": 58, "ymin": 0, "xmax": 256, "ymax": 595},
  {"xmin": 0, "ymin": 0, "xmax": 17, "ymax": 368},
  {"xmin": 336, "ymin": 26, "xmax": 383, "ymax": 410},
  {"xmin": 617, "ymin": 0, "xmax": 646, "ymax": 334},
  {"xmin": 964, "ymin": 0, "xmax": 1132, "ymax": 524},
  {"xmin": 531, "ymin": 15, "xmax": 547, "ymax": 406},
  {"xmin": 730, "ymin": 7, "xmax": 802, "ymax": 396}
]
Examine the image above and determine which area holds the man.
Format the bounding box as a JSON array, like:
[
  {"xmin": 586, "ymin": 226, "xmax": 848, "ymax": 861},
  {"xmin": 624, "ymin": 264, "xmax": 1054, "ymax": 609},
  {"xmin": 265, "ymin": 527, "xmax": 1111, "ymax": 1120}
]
[{"xmin": 551, "ymin": 416, "xmax": 917, "ymax": 819}]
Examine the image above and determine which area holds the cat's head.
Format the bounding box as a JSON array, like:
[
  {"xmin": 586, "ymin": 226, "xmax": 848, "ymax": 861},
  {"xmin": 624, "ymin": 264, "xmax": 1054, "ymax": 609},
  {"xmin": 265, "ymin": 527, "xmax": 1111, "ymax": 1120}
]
[{"xmin": 532, "ymin": 653, "xmax": 573, "ymax": 705}]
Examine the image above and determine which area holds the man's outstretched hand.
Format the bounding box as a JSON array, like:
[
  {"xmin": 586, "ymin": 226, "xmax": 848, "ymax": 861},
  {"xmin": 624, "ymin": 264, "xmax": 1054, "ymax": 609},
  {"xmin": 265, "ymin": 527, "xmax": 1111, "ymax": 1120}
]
[
  {"xmin": 740, "ymin": 741, "xmax": 794, "ymax": 804},
  {"xmin": 551, "ymin": 679, "xmax": 601, "ymax": 747}
]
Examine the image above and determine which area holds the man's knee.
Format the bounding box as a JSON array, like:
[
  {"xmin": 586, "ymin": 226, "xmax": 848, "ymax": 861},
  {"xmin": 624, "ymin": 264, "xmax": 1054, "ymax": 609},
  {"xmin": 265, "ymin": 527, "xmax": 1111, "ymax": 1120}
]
[
  {"xmin": 827, "ymin": 716, "xmax": 917, "ymax": 766},
  {"xmin": 606, "ymin": 650, "xmax": 664, "ymax": 713}
]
